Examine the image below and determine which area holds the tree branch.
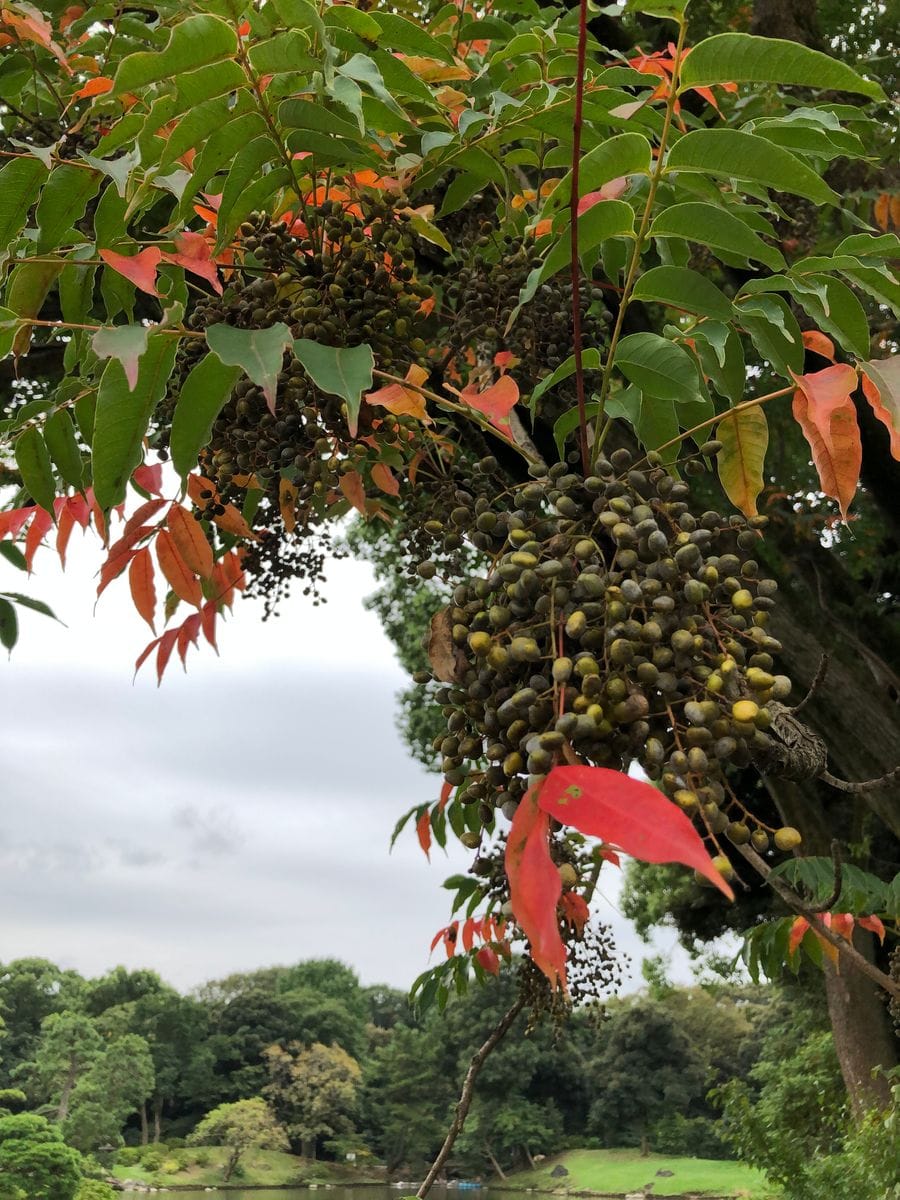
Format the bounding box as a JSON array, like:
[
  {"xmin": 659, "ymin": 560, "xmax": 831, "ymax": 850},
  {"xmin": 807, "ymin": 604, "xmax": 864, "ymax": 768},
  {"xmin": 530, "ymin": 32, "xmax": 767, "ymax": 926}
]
[
  {"xmin": 735, "ymin": 842, "xmax": 900, "ymax": 1000},
  {"xmin": 416, "ymin": 995, "xmax": 526, "ymax": 1198}
]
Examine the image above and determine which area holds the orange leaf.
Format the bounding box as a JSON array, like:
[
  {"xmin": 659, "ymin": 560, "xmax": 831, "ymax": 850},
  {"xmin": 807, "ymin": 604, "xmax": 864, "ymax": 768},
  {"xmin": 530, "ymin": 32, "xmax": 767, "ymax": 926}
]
[
  {"xmin": 128, "ymin": 547, "xmax": 156, "ymax": 632},
  {"xmin": 55, "ymin": 504, "xmax": 75, "ymax": 568},
  {"xmin": 416, "ymin": 809, "xmax": 432, "ymax": 861},
  {"xmin": 133, "ymin": 463, "xmax": 163, "ymax": 495},
  {"xmin": 2, "ymin": 7, "xmax": 71, "ymax": 71},
  {"xmin": 339, "ymin": 470, "xmax": 366, "ymax": 514},
  {"xmin": 874, "ymin": 193, "xmax": 891, "ymax": 231},
  {"xmin": 560, "ymin": 891, "xmax": 589, "ymax": 935},
  {"xmin": 396, "ymin": 55, "xmax": 471, "ymax": 81},
  {"xmin": 97, "ymin": 525, "xmax": 153, "ymax": 596},
  {"xmin": 860, "ymin": 358, "xmax": 900, "ymax": 461},
  {"xmin": 801, "ymin": 330, "xmax": 836, "ymax": 361},
  {"xmin": 155, "ymin": 529, "xmax": 202, "ymax": 607},
  {"xmin": 155, "ymin": 628, "xmax": 179, "ymax": 684},
  {"xmin": 439, "ymin": 780, "xmax": 452, "ymax": 810},
  {"xmin": 831, "ymin": 912, "xmax": 855, "ymax": 942},
  {"xmin": 459, "ymin": 374, "xmax": 519, "ymax": 433},
  {"xmin": 371, "ymin": 462, "xmax": 400, "ymax": 496},
  {"xmin": 788, "ymin": 916, "xmax": 809, "ymax": 958},
  {"xmin": 24, "ymin": 506, "xmax": 53, "ymax": 571},
  {"xmin": 505, "ymin": 785, "xmax": 567, "ymax": 991},
  {"xmin": 200, "ymin": 601, "xmax": 218, "ymax": 651},
  {"xmin": 858, "ymin": 914, "xmax": 886, "ymax": 943},
  {"xmin": 791, "ymin": 364, "xmax": 862, "ymax": 520},
  {"xmin": 214, "ymin": 503, "xmax": 255, "ymax": 539},
  {"xmin": 167, "ymin": 504, "xmax": 214, "ymax": 580},
  {"xmin": 74, "ymin": 75, "xmax": 113, "ymax": 99},
  {"xmin": 176, "ymin": 612, "xmax": 202, "ymax": 667},
  {"xmin": 279, "ymin": 478, "xmax": 298, "ymax": 533},
  {"xmin": 99, "ymin": 247, "xmax": 161, "ymax": 297}
]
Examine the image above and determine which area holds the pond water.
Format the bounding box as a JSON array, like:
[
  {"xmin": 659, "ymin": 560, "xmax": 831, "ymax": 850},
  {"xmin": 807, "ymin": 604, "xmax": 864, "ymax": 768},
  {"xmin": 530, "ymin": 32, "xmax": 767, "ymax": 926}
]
[{"xmin": 160, "ymin": 1188, "xmax": 459, "ymax": 1200}]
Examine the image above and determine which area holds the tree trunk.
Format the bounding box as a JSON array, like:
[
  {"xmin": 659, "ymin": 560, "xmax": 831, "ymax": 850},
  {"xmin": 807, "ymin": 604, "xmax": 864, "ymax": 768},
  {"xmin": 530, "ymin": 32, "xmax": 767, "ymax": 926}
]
[
  {"xmin": 484, "ymin": 1144, "xmax": 507, "ymax": 1180},
  {"xmin": 524, "ymin": 1145, "xmax": 536, "ymax": 1170},
  {"xmin": 153, "ymin": 1096, "xmax": 163, "ymax": 1144},
  {"xmin": 224, "ymin": 1149, "xmax": 240, "ymax": 1183},
  {"xmin": 639, "ymin": 1133, "xmax": 649, "ymax": 1158},
  {"xmin": 140, "ymin": 1101, "xmax": 149, "ymax": 1147},
  {"xmin": 751, "ymin": 0, "xmax": 825, "ymax": 49},
  {"xmin": 302, "ymin": 1135, "xmax": 316, "ymax": 1160},
  {"xmin": 56, "ymin": 1056, "xmax": 78, "ymax": 1122}
]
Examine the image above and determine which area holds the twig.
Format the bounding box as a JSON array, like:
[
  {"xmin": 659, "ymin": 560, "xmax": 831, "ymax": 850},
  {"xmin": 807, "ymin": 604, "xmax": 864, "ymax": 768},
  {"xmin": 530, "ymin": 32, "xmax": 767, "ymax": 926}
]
[
  {"xmin": 570, "ymin": 0, "xmax": 590, "ymax": 474},
  {"xmin": 792, "ymin": 654, "xmax": 829, "ymax": 716},
  {"xmin": 416, "ymin": 995, "xmax": 526, "ymax": 1198},
  {"xmin": 806, "ymin": 840, "xmax": 843, "ymax": 914},
  {"xmin": 820, "ymin": 766, "xmax": 900, "ymax": 793},
  {"xmin": 735, "ymin": 842, "xmax": 900, "ymax": 1000}
]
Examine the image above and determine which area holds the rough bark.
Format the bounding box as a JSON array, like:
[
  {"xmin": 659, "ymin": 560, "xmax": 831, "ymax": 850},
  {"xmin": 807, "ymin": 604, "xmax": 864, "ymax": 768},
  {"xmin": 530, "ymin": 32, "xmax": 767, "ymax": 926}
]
[
  {"xmin": 140, "ymin": 1101, "xmax": 149, "ymax": 1147},
  {"xmin": 751, "ymin": 0, "xmax": 825, "ymax": 49},
  {"xmin": 153, "ymin": 1096, "xmax": 163, "ymax": 1144},
  {"xmin": 485, "ymin": 1144, "xmax": 507, "ymax": 1180},
  {"xmin": 56, "ymin": 1057, "xmax": 78, "ymax": 1122}
]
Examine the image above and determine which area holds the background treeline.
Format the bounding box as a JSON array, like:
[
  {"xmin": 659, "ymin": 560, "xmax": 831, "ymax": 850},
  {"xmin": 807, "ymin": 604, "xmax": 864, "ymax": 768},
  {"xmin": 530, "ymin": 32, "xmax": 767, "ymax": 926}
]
[{"xmin": 0, "ymin": 953, "xmax": 851, "ymax": 1179}]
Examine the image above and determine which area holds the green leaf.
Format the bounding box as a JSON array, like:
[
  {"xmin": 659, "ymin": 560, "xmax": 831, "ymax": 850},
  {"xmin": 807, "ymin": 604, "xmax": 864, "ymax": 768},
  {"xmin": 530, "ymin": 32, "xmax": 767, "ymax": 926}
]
[
  {"xmin": 716, "ymin": 406, "xmax": 768, "ymax": 518},
  {"xmin": 249, "ymin": 30, "xmax": 316, "ymax": 74},
  {"xmin": 0, "ymin": 598, "xmax": 17, "ymax": 653},
  {"xmin": 518, "ymin": 200, "xmax": 635, "ymax": 307},
  {"xmin": 14, "ymin": 426, "xmax": 57, "ymax": 515},
  {"xmin": 0, "ymin": 156, "xmax": 49, "ymax": 254},
  {"xmin": 43, "ymin": 409, "xmax": 84, "ymax": 490},
  {"xmin": 170, "ymin": 353, "xmax": 242, "ymax": 480},
  {"xmin": 542, "ymin": 133, "xmax": 651, "ymax": 214},
  {"xmin": 58, "ymin": 248, "xmax": 97, "ymax": 324},
  {"xmin": 92, "ymin": 324, "xmax": 150, "ymax": 391},
  {"xmin": 0, "ymin": 542, "xmax": 27, "ymax": 571},
  {"xmin": 278, "ymin": 98, "xmax": 363, "ymax": 140},
  {"xmin": 553, "ymin": 400, "xmax": 600, "ymax": 460},
  {"xmin": 681, "ymin": 33, "xmax": 885, "ymax": 100},
  {"xmin": 407, "ymin": 213, "xmax": 451, "ymax": 254},
  {"xmin": 206, "ymin": 322, "xmax": 293, "ymax": 414},
  {"xmin": 632, "ymin": 266, "xmax": 733, "ymax": 321},
  {"xmin": 649, "ymin": 202, "xmax": 785, "ymax": 271},
  {"xmin": 625, "ymin": 0, "xmax": 688, "ymax": 18},
  {"xmin": 374, "ymin": 11, "xmax": 455, "ymax": 64},
  {"xmin": 0, "ymin": 307, "xmax": 18, "ymax": 360},
  {"xmin": 0, "ymin": 593, "xmax": 61, "ymax": 622},
  {"xmin": 791, "ymin": 274, "xmax": 871, "ymax": 359},
  {"xmin": 691, "ymin": 324, "xmax": 746, "ymax": 404},
  {"xmin": 114, "ymin": 15, "xmax": 238, "ymax": 94},
  {"xmin": 531, "ymin": 349, "xmax": 603, "ymax": 415},
  {"xmin": 666, "ymin": 129, "xmax": 839, "ymax": 206},
  {"xmin": 271, "ymin": 0, "xmax": 326, "ymax": 43},
  {"xmin": 92, "ymin": 335, "xmax": 178, "ymax": 510},
  {"xmin": 216, "ymin": 136, "xmax": 281, "ymax": 249},
  {"xmin": 614, "ymin": 333, "xmax": 700, "ymax": 406},
  {"xmin": 292, "ymin": 340, "xmax": 374, "ymax": 438},
  {"xmin": 834, "ymin": 232, "xmax": 900, "ymax": 261},
  {"xmin": 637, "ymin": 393, "xmax": 681, "ymax": 463},
  {"xmin": 6, "ymin": 260, "xmax": 64, "ymax": 354},
  {"xmin": 736, "ymin": 294, "xmax": 804, "ymax": 378}
]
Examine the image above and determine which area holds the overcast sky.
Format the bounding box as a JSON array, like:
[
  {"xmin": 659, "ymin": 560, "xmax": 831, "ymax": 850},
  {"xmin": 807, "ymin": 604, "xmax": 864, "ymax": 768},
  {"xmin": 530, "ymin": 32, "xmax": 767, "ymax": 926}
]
[{"xmin": 0, "ymin": 517, "xmax": 703, "ymax": 996}]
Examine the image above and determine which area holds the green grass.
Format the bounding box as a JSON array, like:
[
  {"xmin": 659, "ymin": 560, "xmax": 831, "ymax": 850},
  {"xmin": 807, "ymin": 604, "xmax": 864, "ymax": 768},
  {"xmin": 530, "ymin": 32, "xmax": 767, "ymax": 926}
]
[
  {"xmin": 497, "ymin": 1148, "xmax": 779, "ymax": 1198},
  {"xmin": 112, "ymin": 1146, "xmax": 381, "ymax": 1189}
]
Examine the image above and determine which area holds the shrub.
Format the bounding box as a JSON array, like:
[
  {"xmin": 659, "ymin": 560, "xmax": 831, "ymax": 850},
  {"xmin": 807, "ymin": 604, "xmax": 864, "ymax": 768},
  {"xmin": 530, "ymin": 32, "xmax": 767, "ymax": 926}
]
[
  {"xmin": 116, "ymin": 1148, "xmax": 141, "ymax": 1167},
  {"xmin": 76, "ymin": 1182, "xmax": 116, "ymax": 1200},
  {"xmin": 193, "ymin": 1150, "xmax": 211, "ymax": 1168}
]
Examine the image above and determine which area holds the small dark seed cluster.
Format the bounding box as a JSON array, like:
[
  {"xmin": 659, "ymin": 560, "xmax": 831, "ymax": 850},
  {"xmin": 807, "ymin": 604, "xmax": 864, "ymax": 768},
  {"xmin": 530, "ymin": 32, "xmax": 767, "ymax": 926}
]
[{"xmin": 420, "ymin": 448, "xmax": 795, "ymax": 859}]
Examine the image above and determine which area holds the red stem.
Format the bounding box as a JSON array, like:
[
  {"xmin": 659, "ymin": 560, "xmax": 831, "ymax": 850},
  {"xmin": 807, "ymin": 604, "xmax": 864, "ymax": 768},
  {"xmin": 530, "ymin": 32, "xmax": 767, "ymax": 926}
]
[{"xmin": 570, "ymin": 0, "xmax": 590, "ymax": 474}]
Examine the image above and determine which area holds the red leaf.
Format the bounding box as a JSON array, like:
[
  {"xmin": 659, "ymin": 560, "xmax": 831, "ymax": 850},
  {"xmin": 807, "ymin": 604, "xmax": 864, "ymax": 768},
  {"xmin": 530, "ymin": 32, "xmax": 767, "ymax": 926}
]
[
  {"xmin": 505, "ymin": 785, "xmax": 567, "ymax": 990},
  {"xmin": 461, "ymin": 917, "xmax": 476, "ymax": 953},
  {"xmin": 167, "ymin": 504, "xmax": 214, "ymax": 580},
  {"xmin": 211, "ymin": 502, "xmax": 255, "ymax": 539},
  {"xmin": 74, "ymin": 76, "xmax": 113, "ymax": 99},
  {"xmin": 134, "ymin": 634, "xmax": 160, "ymax": 678},
  {"xmin": 128, "ymin": 547, "xmax": 156, "ymax": 632},
  {"xmin": 439, "ymin": 781, "xmax": 452, "ymax": 810},
  {"xmin": 858, "ymin": 914, "xmax": 886, "ymax": 943},
  {"xmin": 133, "ymin": 463, "xmax": 163, "ymax": 495},
  {"xmin": 122, "ymin": 497, "xmax": 167, "ymax": 540},
  {"xmin": 176, "ymin": 612, "xmax": 202, "ymax": 666},
  {"xmin": 155, "ymin": 529, "xmax": 202, "ymax": 607},
  {"xmin": 460, "ymin": 374, "xmax": 519, "ymax": 433},
  {"xmin": 339, "ymin": 470, "xmax": 366, "ymax": 514},
  {"xmin": 443, "ymin": 923, "xmax": 458, "ymax": 958},
  {"xmin": 155, "ymin": 628, "xmax": 179, "ymax": 684},
  {"xmin": 801, "ymin": 330, "xmax": 836, "ymax": 362},
  {"xmin": 97, "ymin": 524, "xmax": 153, "ymax": 597},
  {"xmin": 831, "ymin": 912, "xmax": 855, "ymax": 942},
  {"xmin": 0, "ymin": 507, "xmax": 36, "ymax": 540},
  {"xmin": 537, "ymin": 766, "xmax": 735, "ymax": 899},
  {"xmin": 560, "ymin": 891, "xmax": 589, "ymax": 935},
  {"xmin": 161, "ymin": 231, "xmax": 223, "ymax": 295},
  {"xmin": 55, "ymin": 503, "xmax": 75, "ymax": 568},
  {"xmin": 429, "ymin": 926, "xmax": 447, "ymax": 953},
  {"xmin": 791, "ymin": 365, "xmax": 862, "ymax": 519},
  {"xmin": 475, "ymin": 945, "xmax": 500, "ymax": 976},
  {"xmin": 200, "ymin": 601, "xmax": 218, "ymax": 651},
  {"xmin": 99, "ymin": 247, "xmax": 161, "ymax": 297},
  {"xmin": 371, "ymin": 461, "xmax": 400, "ymax": 496},
  {"xmin": 24, "ymin": 506, "xmax": 53, "ymax": 571},
  {"xmin": 416, "ymin": 809, "xmax": 432, "ymax": 861}
]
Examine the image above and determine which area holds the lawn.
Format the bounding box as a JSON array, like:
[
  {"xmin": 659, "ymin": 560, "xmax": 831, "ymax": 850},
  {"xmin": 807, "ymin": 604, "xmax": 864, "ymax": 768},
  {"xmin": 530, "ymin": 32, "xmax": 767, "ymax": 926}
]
[
  {"xmin": 112, "ymin": 1146, "xmax": 381, "ymax": 1189},
  {"xmin": 497, "ymin": 1148, "xmax": 779, "ymax": 1198}
]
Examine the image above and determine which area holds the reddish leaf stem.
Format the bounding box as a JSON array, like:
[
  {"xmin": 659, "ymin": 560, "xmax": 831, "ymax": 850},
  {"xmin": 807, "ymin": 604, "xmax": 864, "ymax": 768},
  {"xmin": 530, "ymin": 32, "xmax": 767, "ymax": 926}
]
[{"xmin": 570, "ymin": 0, "xmax": 590, "ymax": 475}]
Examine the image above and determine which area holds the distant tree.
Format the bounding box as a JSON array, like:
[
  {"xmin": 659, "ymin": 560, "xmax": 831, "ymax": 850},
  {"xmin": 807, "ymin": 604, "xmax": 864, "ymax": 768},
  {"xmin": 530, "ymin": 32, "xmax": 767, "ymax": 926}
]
[
  {"xmin": 587, "ymin": 998, "xmax": 708, "ymax": 1156},
  {"xmin": 0, "ymin": 962, "xmax": 84, "ymax": 1086},
  {"xmin": 74, "ymin": 1183, "xmax": 116, "ymax": 1200},
  {"xmin": 362, "ymin": 1024, "xmax": 451, "ymax": 1172},
  {"xmin": 64, "ymin": 1035, "xmax": 155, "ymax": 1152},
  {"xmin": 0, "ymin": 1113, "xmax": 82, "ymax": 1200},
  {"xmin": 458, "ymin": 1096, "xmax": 563, "ymax": 1179},
  {"xmin": 0, "ymin": 1090, "xmax": 26, "ymax": 1117},
  {"xmin": 24, "ymin": 1013, "xmax": 103, "ymax": 1121},
  {"xmin": 188, "ymin": 1098, "xmax": 288, "ymax": 1182},
  {"xmin": 83, "ymin": 968, "xmax": 165, "ymax": 1018},
  {"xmin": 263, "ymin": 1042, "xmax": 361, "ymax": 1159}
]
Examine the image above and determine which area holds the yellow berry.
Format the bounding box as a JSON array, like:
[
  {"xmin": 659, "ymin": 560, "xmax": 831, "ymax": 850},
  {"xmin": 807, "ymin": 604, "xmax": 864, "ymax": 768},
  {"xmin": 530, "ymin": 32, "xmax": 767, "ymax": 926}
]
[
  {"xmin": 774, "ymin": 826, "xmax": 802, "ymax": 851},
  {"xmin": 732, "ymin": 699, "xmax": 760, "ymax": 723}
]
